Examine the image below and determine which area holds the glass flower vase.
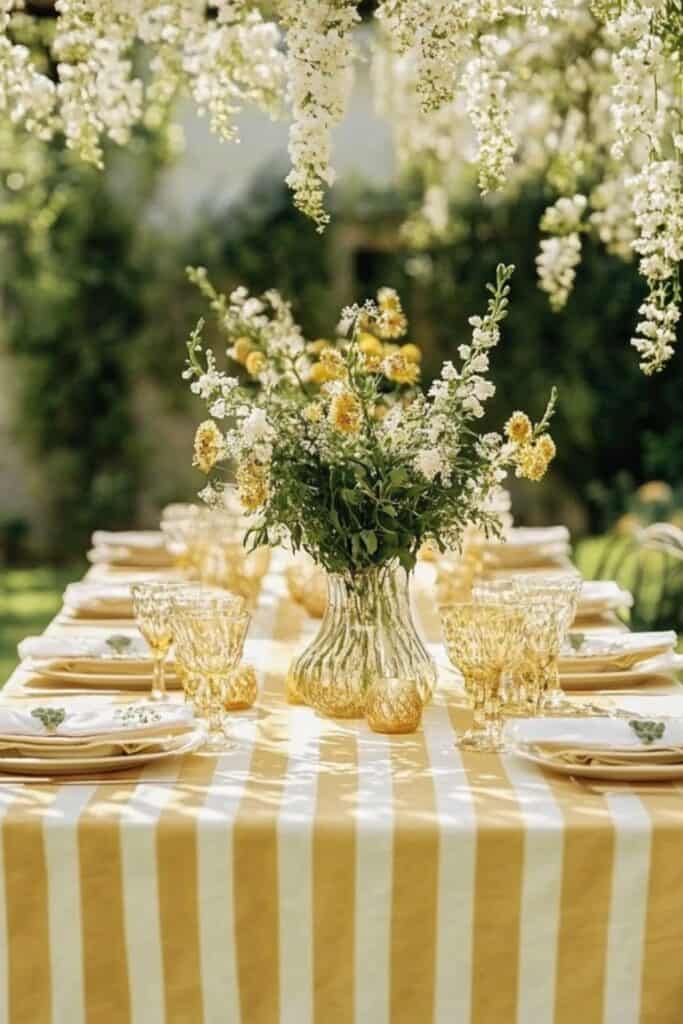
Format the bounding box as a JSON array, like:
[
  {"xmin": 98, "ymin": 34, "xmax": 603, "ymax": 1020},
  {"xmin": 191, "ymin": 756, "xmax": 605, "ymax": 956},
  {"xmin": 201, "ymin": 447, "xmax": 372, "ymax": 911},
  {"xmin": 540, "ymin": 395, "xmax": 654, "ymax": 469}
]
[{"xmin": 287, "ymin": 562, "xmax": 436, "ymax": 718}]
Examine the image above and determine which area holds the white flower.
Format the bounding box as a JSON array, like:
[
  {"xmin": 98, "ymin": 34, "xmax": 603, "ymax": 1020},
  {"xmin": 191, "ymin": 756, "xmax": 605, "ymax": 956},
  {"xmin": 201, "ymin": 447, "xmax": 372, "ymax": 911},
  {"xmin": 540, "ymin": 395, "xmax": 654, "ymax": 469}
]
[
  {"xmin": 472, "ymin": 377, "xmax": 495, "ymax": 402},
  {"xmin": 536, "ymin": 234, "xmax": 582, "ymax": 311},
  {"xmin": 414, "ymin": 448, "xmax": 443, "ymax": 482},
  {"xmin": 241, "ymin": 407, "xmax": 274, "ymax": 445},
  {"xmin": 210, "ymin": 399, "xmax": 227, "ymax": 419}
]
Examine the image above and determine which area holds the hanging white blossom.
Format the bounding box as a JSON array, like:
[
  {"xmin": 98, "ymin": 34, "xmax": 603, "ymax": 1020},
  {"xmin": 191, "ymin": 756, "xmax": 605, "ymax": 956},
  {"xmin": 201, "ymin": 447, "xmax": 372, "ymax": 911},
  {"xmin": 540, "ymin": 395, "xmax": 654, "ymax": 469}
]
[{"xmin": 0, "ymin": 0, "xmax": 681, "ymax": 370}]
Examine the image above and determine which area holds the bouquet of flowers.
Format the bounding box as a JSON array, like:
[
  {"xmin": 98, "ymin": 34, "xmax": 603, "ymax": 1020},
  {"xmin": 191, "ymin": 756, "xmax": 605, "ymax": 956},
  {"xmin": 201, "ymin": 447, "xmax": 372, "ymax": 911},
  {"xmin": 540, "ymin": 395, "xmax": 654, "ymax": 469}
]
[{"xmin": 184, "ymin": 262, "xmax": 556, "ymax": 577}]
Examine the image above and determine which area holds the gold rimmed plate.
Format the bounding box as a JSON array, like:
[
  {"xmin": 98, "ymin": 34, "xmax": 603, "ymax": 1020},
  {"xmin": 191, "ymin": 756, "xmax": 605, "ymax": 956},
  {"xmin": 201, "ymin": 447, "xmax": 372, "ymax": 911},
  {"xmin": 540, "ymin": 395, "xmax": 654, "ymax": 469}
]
[
  {"xmin": 0, "ymin": 727, "xmax": 204, "ymax": 776},
  {"xmin": 514, "ymin": 744, "xmax": 683, "ymax": 782}
]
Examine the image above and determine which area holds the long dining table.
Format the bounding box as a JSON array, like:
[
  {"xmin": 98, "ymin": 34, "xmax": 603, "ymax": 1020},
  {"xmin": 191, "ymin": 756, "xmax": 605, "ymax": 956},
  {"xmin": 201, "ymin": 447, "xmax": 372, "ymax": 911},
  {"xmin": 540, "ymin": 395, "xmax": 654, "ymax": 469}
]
[{"xmin": 0, "ymin": 551, "xmax": 682, "ymax": 1024}]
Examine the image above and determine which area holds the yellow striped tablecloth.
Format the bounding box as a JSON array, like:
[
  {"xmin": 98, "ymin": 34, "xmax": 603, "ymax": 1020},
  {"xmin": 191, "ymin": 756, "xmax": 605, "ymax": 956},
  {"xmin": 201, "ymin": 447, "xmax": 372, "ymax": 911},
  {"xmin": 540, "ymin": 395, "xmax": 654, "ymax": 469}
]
[{"xmin": 1, "ymin": 564, "xmax": 682, "ymax": 1024}]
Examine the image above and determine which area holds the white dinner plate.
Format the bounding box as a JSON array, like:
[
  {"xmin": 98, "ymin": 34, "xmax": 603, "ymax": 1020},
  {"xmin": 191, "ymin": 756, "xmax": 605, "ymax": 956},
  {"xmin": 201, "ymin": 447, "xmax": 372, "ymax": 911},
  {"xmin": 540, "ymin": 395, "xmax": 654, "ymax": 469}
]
[{"xmin": 0, "ymin": 727, "xmax": 204, "ymax": 776}]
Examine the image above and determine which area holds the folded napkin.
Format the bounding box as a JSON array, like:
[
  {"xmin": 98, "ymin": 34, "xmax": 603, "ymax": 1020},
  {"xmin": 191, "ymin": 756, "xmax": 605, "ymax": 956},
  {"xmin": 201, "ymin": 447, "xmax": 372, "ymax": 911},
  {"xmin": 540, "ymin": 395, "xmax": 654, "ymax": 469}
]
[
  {"xmin": 508, "ymin": 716, "xmax": 683, "ymax": 766},
  {"xmin": 576, "ymin": 580, "xmax": 633, "ymax": 616},
  {"xmin": 92, "ymin": 530, "xmax": 167, "ymax": 551},
  {"xmin": 0, "ymin": 702, "xmax": 196, "ymax": 759},
  {"xmin": 63, "ymin": 582, "xmax": 134, "ymax": 618},
  {"xmin": 493, "ymin": 526, "xmax": 570, "ymax": 548},
  {"xmin": 18, "ymin": 634, "xmax": 150, "ymax": 663},
  {"xmin": 88, "ymin": 545, "xmax": 173, "ymax": 568},
  {"xmin": 560, "ymin": 631, "xmax": 677, "ymax": 672}
]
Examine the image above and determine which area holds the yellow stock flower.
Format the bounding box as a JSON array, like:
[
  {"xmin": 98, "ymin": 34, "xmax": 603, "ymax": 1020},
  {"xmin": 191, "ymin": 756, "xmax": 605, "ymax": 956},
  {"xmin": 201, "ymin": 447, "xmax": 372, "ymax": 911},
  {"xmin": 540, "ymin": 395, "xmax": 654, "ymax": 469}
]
[
  {"xmin": 245, "ymin": 351, "xmax": 266, "ymax": 376},
  {"xmin": 232, "ymin": 336, "xmax": 252, "ymax": 364},
  {"xmin": 400, "ymin": 343, "xmax": 422, "ymax": 364},
  {"xmin": 515, "ymin": 443, "xmax": 549, "ymax": 482},
  {"xmin": 536, "ymin": 434, "xmax": 556, "ymax": 463},
  {"xmin": 192, "ymin": 420, "xmax": 225, "ymax": 474},
  {"xmin": 329, "ymin": 391, "xmax": 362, "ymax": 434},
  {"xmin": 359, "ymin": 332, "xmax": 384, "ymax": 357},
  {"xmin": 378, "ymin": 308, "xmax": 407, "ymax": 340},
  {"xmin": 504, "ymin": 411, "xmax": 533, "ymax": 445},
  {"xmin": 377, "ymin": 286, "xmax": 401, "ymax": 312},
  {"xmin": 383, "ymin": 352, "xmax": 420, "ymax": 385},
  {"xmin": 307, "ymin": 338, "xmax": 330, "ymax": 355},
  {"xmin": 236, "ymin": 459, "xmax": 269, "ymax": 512}
]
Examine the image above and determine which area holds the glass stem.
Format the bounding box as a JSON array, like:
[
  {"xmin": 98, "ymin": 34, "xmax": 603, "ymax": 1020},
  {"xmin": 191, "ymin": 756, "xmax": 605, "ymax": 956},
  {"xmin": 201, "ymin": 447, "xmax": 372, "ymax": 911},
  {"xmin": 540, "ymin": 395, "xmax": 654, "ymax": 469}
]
[
  {"xmin": 483, "ymin": 672, "xmax": 503, "ymax": 746},
  {"xmin": 151, "ymin": 653, "xmax": 166, "ymax": 701},
  {"xmin": 471, "ymin": 678, "xmax": 486, "ymax": 727},
  {"xmin": 208, "ymin": 677, "xmax": 224, "ymax": 739},
  {"xmin": 542, "ymin": 660, "xmax": 563, "ymax": 707}
]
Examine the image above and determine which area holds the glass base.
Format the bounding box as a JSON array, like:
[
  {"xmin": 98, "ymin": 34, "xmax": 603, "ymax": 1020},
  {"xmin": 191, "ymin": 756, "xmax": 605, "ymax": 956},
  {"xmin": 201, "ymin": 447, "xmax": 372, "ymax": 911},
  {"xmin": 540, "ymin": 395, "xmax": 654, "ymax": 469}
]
[
  {"xmin": 149, "ymin": 688, "xmax": 170, "ymax": 702},
  {"xmin": 202, "ymin": 732, "xmax": 235, "ymax": 753},
  {"xmin": 457, "ymin": 727, "xmax": 507, "ymax": 753}
]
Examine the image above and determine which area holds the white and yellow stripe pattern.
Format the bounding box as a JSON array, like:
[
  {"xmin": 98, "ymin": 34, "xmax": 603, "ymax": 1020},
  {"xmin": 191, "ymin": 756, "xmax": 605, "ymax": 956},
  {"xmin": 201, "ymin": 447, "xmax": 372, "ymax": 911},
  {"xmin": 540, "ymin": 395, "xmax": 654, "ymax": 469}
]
[{"xmin": 0, "ymin": 561, "xmax": 682, "ymax": 1024}]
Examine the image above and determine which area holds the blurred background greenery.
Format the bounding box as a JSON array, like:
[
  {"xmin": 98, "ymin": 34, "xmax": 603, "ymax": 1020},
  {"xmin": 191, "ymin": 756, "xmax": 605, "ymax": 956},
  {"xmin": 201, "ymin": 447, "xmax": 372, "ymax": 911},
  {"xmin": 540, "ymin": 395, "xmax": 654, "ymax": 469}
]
[
  {"xmin": 2, "ymin": 126, "xmax": 681, "ymax": 562},
  {"xmin": 1, "ymin": 86, "xmax": 682, "ymax": 662}
]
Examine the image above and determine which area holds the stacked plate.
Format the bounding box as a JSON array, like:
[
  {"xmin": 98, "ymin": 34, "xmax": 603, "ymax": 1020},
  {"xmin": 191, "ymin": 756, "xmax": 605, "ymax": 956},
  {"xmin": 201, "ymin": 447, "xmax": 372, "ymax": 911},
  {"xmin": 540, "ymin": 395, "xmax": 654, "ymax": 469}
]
[
  {"xmin": 572, "ymin": 580, "xmax": 633, "ymax": 631},
  {"xmin": 559, "ymin": 630, "xmax": 682, "ymax": 691},
  {"xmin": 17, "ymin": 634, "xmax": 181, "ymax": 691},
  {"xmin": 87, "ymin": 530, "xmax": 173, "ymax": 569},
  {"xmin": 60, "ymin": 581, "xmax": 135, "ymax": 622},
  {"xmin": 0, "ymin": 701, "xmax": 203, "ymax": 776},
  {"xmin": 472, "ymin": 525, "xmax": 572, "ymax": 572},
  {"xmin": 509, "ymin": 716, "xmax": 683, "ymax": 781}
]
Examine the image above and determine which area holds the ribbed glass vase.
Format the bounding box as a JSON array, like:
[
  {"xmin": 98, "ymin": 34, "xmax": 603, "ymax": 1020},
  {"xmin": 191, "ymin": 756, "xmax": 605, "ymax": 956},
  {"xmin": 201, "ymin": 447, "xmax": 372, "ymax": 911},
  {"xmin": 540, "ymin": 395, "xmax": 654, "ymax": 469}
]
[{"xmin": 287, "ymin": 562, "xmax": 436, "ymax": 719}]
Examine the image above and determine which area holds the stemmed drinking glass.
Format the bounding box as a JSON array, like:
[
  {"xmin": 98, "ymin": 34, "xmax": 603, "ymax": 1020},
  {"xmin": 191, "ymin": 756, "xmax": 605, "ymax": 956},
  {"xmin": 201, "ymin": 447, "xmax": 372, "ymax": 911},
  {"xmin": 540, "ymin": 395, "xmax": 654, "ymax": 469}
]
[
  {"xmin": 439, "ymin": 602, "xmax": 487, "ymax": 727},
  {"xmin": 171, "ymin": 603, "xmax": 251, "ymax": 751},
  {"xmin": 510, "ymin": 572, "xmax": 582, "ymax": 714},
  {"xmin": 131, "ymin": 582, "xmax": 175, "ymax": 701},
  {"xmin": 170, "ymin": 588, "xmax": 246, "ymax": 712},
  {"xmin": 440, "ymin": 600, "xmax": 524, "ymax": 752}
]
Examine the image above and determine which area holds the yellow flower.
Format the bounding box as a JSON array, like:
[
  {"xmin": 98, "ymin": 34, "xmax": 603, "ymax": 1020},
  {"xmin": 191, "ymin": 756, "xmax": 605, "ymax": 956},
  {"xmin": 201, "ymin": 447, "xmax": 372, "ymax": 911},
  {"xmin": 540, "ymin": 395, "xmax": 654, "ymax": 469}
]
[
  {"xmin": 307, "ymin": 338, "xmax": 330, "ymax": 355},
  {"xmin": 309, "ymin": 348, "xmax": 346, "ymax": 385},
  {"xmin": 400, "ymin": 343, "xmax": 422, "ymax": 364},
  {"xmin": 303, "ymin": 401, "xmax": 324, "ymax": 423},
  {"xmin": 515, "ymin": 443, "xmax": 549, "ymax": 482},
  {"xmin": 536, "ymin": 433, "xmax": 556, "ymax": 463},
  {"xmin": 309, "ymin": 362, "xmax": 332, "ymax": 384},
  {"xmin": 504, "ymin": 411, "xmax": 533, "ymax": 445},
  {"xmin": 329, "ymin": 390, "xmax": 362, "ymax": 434},
  {"xmin": 357, "ymin": 310, "xmax": 374, "ymax": 332},
  {"xmin": 245, "ymin": 351, "xmax": 266, "ymax": 376},
  {"xmin": 383, "ymin": 352, "xmax": 420, "ymax": 385},
  {"xmin": 373, "ymin": 402, "xmax": 388, "ymax": 420},
  {"xmin": 377, "ymin": 286, "xmax": 401, "ymax": 312},
  {"xmin": 192, "ymin": 420, "xmax": 225, "ymax": 474},
  {"xmin": 637, "ymin": 480, "xmax": 672, "ymax": 504},
  {"xmin": 359, "ymin": 332, "xmax": 384, "ymax": 357},
  {"xmin": 378, "ymin": 308, "xmax": 408, "ymax": 340},
  {"xmin": 232, "ymin": 336, "xmax": 252, "ymax": 365},
  {"xmin": 236, "ymin": 459, "xmax": 269, "ymax": 513}
]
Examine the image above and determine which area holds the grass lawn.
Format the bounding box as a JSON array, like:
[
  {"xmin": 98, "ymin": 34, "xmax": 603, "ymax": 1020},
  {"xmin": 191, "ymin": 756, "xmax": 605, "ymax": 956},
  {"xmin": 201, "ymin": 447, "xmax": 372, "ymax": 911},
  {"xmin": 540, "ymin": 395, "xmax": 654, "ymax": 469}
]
[{"xmin": 0, "ymin": 566, "xmax": 84, "ymax": 685}]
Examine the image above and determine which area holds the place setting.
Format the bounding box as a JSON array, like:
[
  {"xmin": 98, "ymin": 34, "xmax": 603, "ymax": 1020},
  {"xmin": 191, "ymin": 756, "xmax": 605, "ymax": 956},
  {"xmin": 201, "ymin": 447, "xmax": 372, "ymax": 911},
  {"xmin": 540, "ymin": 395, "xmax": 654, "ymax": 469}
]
[
  {"xmin": 0, "ymin": 700, "xmax": 205, "ymax": 780},
  {"xmin": 507, "ymin": 716, "xmax": 683, "ymax": 784}
]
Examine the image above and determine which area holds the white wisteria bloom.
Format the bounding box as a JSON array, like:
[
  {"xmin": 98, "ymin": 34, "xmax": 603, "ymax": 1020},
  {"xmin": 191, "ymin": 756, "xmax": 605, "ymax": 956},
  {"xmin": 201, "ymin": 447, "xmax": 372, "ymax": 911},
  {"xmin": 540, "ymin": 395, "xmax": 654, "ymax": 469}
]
[{"xmin": 1, "ymin": 0, "xmax": 682, "ymax": 371}]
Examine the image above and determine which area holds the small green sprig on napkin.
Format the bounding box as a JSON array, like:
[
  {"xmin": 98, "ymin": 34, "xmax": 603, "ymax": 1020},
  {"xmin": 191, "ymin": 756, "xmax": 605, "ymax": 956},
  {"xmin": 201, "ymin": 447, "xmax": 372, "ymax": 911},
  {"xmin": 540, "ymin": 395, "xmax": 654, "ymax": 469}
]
[
  {"xmin": 31, "ymin": 707, "xmax": 66, "ymax": 733},
  {"xmin": 629, "ymin": 719, "xmax": 666, "ymax": 746},
  {"xmin": 106, "ymin": 635, "xmax": 133, "ymax": 656}
]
